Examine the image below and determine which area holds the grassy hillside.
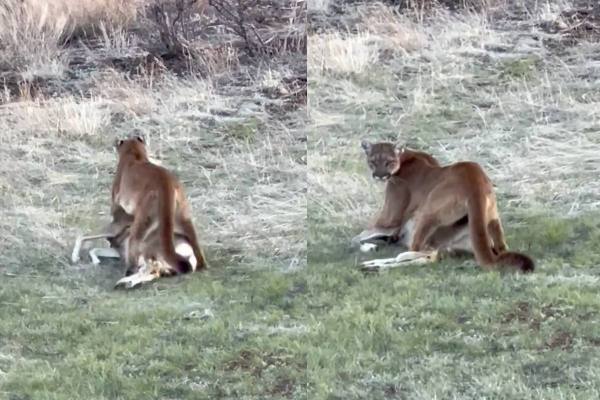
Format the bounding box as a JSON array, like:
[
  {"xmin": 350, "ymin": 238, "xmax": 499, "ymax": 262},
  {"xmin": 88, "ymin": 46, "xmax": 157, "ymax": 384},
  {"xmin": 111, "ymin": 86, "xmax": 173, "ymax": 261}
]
[
  {"xmin": 0, "ymin": 0, "xmax": 307, "ymax": 398},
  {"xmin": 308, "ymin": 1, "xmax": 600, "ymax": 398}
]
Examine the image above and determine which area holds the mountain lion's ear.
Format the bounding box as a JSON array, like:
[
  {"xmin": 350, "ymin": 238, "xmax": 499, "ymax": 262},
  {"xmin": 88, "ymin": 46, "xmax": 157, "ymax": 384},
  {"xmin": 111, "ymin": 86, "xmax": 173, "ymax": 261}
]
[{"xmin": 361, "ymin": 140, "xmax": 372, "ymax": 153}]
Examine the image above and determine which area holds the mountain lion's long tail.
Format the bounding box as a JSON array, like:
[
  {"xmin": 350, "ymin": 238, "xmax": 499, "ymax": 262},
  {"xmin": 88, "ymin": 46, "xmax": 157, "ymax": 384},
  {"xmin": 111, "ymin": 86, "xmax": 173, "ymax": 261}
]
[
  {"xmin": 467, "ymin": 194, "xmax": 534, "ymax": 273},
  {"xmin": 158, "ymin": 182, "xmax": 193, "ymax": 274}
]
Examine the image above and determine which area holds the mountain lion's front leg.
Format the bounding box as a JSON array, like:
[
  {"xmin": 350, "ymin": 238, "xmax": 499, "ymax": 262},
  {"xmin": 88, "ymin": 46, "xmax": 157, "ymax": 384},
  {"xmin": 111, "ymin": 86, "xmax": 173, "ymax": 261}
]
[{"xmin": 371, "ymin": 182, "xmax": 410, "ymax": 234}]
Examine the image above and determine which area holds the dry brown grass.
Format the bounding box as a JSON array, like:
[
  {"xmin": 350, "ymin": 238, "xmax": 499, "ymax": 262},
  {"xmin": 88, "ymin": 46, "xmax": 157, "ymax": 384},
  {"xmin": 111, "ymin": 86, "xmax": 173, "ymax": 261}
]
[
  {"xmin": 309, "ymin": 32, "xmax": 379, "ymax": 74},
  {"xmin": 403, "ymin": 0, "xmax": 505, "ymax": 10},
  {"xmin": 0, "ymin": 0, "xmax": 307, "ymax": 86},
  {"xmin": 18, "ymin": 0, "xmax": 139, "ymax": 32},
  {"xmin": 0, "ymin": 1, "xmax": 69, "ymax": 78},
  {"xmin": 0, "ymin": 0, "xmax": 141, "ymax": 77}
]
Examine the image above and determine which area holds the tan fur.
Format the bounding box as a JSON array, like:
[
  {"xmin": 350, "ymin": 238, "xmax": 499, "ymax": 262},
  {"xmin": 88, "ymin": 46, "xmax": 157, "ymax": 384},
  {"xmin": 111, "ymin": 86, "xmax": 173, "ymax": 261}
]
[
  {"xmin": 361, "ymin": 140, "xmax": 534, "ymax": 273},
  {"xmin": 112, "ymin": 136, "xmax": 207, "ymax": 274},
  {"xmin": 108, "ymin": 209, "xmax": 199, "ymax": 277},
  {"xmin": 71, "ymin": 203, "xmax": 198, "ymax": 277}
]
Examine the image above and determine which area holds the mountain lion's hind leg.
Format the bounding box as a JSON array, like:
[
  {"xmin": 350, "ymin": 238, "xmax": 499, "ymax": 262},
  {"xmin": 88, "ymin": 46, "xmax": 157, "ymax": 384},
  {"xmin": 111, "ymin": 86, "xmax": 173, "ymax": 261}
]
[
  {"xmin": 411, "ymin": 188, "xmax": 467, "ymax": 252},
  {"xmin": 410, "ymin": 213, "xmax": 441, "ymax": 252},
  {"xmin": 126, "ymin": 193, "xmax": 154, "ymax": 272}
]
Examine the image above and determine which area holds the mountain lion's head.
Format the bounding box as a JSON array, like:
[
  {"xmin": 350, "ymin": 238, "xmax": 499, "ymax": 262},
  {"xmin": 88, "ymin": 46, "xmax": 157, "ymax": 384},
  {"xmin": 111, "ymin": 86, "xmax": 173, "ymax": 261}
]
[{"xmin": 361, "ymin": 140, "xmax": 403, "ymax": 180}]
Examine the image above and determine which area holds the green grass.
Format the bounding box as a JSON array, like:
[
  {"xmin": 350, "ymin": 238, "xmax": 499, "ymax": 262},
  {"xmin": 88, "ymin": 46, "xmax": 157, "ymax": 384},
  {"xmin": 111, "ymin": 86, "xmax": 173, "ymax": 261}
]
[
  {"xmin": 306, "ymin": 213, "xmax": 600, "ymax": 399},
  {"xmin": 0, "ymin": 265, "xmax": 308, "ymax": 399}
]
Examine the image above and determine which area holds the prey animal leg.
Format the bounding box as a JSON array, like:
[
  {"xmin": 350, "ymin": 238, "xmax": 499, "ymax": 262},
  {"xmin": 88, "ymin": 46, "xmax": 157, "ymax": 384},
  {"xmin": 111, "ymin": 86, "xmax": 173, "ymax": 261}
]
[
  {"xmin": 89, "ymin": 247, "xmax": 121, "ymax": 265},
  {"xmin": 71, "ymin": 233, "xmax": 115, "ymax": 264},
  {"xmin": 114, "ymin": 258, "xmax": 161, "ymax": 289},
  {"xmin": 361, "ymin": 250, "xmax": 438, "ymax": 272}
]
